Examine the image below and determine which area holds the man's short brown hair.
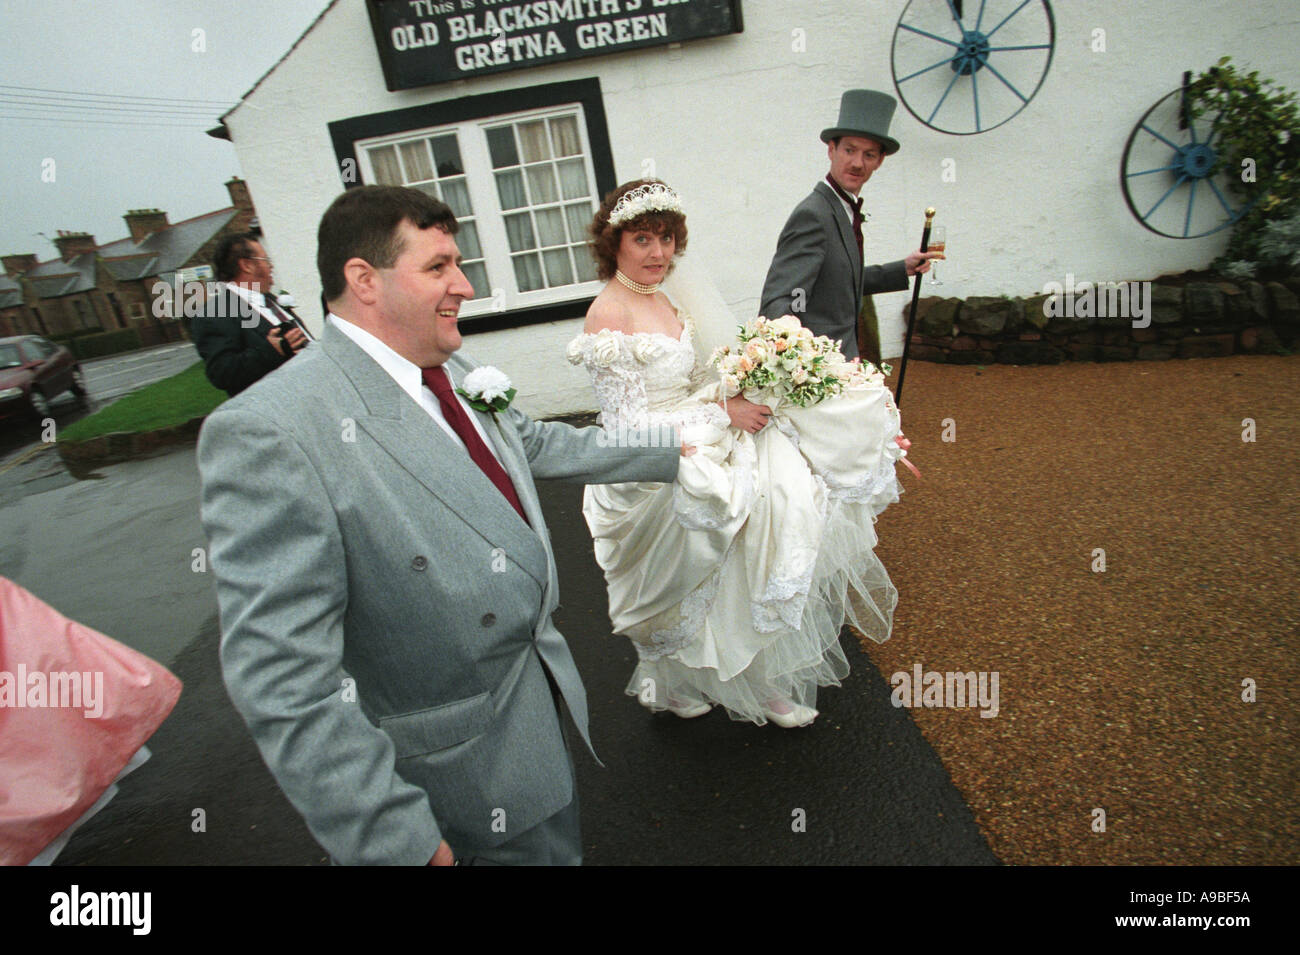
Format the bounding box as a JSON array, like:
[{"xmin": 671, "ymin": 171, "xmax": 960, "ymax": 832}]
[{"xmin": 317, "ymin": 186, "xmax": 458, "ymax": 301}]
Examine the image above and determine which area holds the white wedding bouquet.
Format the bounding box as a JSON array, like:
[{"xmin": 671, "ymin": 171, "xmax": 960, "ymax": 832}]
[{"xmin": 708, "ymin": 315, "xmax": 885, "ymax": 408}]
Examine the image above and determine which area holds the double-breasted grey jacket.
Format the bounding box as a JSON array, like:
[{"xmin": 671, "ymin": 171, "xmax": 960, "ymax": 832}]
[{"xmin": 198, "ymin": 324, "xmax": 679, "ymax": 864}]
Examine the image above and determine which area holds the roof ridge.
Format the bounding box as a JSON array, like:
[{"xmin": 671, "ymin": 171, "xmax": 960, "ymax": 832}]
[
  {"xmin": 164, "ymin": 205, "xmax": 237, "ymax": 229},
  {"xmin": 222, "ymin": 0, "xmax": 339, "ymax": 125}
]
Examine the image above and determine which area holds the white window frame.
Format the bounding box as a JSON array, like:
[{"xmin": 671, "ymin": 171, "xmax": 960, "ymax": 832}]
[{"xmin": 356, "ymin": 103, "xmax": 604, "ymax": 320}]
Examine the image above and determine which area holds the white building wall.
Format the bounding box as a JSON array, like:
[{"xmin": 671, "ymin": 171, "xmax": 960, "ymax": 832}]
[{"xmin": 227, "ymin": 0, "xmax": 1300, "ymax": 416}]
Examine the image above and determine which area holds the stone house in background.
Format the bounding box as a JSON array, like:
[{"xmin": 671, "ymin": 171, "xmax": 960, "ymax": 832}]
[
  {"xmin": 0, "ymin": 177, "xmax": 257, "ymax": 339},
  {"xmin": 0, "ymin": 274, "xmax": 28, "ymax": 335}
]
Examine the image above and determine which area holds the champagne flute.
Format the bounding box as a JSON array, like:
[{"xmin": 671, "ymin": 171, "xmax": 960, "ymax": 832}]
[{"xmin": 927, "ymin": 225, "xmax": 946, "ymax": 285}]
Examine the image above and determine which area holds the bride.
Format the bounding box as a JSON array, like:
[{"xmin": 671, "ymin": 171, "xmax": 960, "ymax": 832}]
[{"xmin": 566, "ymin": 179, "xmax": 907, "ymax": 728}]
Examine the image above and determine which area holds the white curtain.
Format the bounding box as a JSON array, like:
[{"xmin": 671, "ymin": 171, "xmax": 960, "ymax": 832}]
[{"xmin": 368, "ymin": 146, "xmax": 402, "ymax": 185}]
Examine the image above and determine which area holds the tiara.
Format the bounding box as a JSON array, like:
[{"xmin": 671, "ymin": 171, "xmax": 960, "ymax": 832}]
[{"xmin": 608, "ymin": 183, "xmax": 684, "ymax": 226}]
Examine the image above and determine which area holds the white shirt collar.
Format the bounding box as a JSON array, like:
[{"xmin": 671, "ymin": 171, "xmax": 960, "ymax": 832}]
[
  {"xmin": 835, "ymin": 192, "xmax": 855, "ymax": 224},
  {"xmin": 826, "ymin": 182, "xmax": 863, "ymax": 226},
  {"xmin": 328, "ymin": 313, "xmax": 457, "ymax": 407},
  {"xmin": 327, "ymin": 313, "xmax": 504, "ymax": 463},
  {"xmin": 225, "ymin": 283, "xmax": 266, "ymax": 308}
]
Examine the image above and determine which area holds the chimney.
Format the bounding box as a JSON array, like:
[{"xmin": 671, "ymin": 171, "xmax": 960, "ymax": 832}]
[
  {"xmin": 226, "ymin": 177, "xmax": 253, "ymax": 211},
  {"xmin": 2, "ymin": 254, "xmax": 38, "ymax": 276},
  {"xmin": 53, "ymin": 231, "xmax": 97, "ymax": 261},
  {"xmin": 123, "ymin": 208, "xmax": 170, "ymax": 243}
]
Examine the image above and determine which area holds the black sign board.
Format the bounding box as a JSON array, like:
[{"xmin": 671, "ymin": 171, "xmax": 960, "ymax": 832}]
[{"xmin": 366, "ymin": 0, "xmax": 743, "ymax": 91}]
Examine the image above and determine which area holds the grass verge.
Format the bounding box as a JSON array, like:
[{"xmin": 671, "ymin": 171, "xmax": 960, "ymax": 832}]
[{"xmin": 59, "ymin": 360, "xmax": 225, "ymax": 444}]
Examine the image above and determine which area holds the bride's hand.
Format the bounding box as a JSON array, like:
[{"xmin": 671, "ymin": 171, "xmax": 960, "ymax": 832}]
[{"xmin": 723, "ymin": 396, "xmax": 771, "ymax": 434}]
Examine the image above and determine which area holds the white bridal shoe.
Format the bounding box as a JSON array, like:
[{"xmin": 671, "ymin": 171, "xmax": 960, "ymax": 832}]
[
  {"xmin": 763, "ymin": 699, "xmax": 818, "ymax": 728},
  {"xmin": 665, "ymin": 698, "xmax": 713, "ymax": 719}
]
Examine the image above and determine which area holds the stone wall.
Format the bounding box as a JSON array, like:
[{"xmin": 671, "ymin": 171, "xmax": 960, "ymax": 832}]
[{"xmin": 907, "ymin": 274, "xmax": 1300, "ymax": 364}]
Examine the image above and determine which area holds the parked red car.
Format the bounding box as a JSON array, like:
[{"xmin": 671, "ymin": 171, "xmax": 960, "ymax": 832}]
[{"xmin": 0, "ymin": 335, "xmax": 87, "ymax": 422}]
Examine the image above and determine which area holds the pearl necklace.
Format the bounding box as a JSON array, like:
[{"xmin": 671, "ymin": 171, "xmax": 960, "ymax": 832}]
[{"xmin": 614, "ymin": 270, "xmax": 660, "ymax": 295}]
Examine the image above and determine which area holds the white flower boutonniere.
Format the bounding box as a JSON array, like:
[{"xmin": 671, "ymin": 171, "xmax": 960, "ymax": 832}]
[{"xmin": 457, "ymin": 366, "xmax": 516, "ymax": 415}]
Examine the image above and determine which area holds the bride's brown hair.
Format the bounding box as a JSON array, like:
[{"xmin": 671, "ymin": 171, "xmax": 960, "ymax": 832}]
[{"xmin": 588, "ymin": 179, "xmax": 688, "ymax": 281}]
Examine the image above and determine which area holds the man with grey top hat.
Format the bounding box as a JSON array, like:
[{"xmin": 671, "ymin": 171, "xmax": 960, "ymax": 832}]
[{"xmin": 761, "ymin": 89, "xmax": 936, "ymax": 362}]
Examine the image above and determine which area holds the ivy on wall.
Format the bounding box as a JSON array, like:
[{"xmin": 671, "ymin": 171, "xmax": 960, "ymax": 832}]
[{"xmin": 1188, "ymin": 57, "xmax": 1300, "ymax": 276}]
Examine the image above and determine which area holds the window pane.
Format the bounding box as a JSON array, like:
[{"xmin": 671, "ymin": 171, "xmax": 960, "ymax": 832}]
[
  {"xmin": 564, "ymin": 202, "xmax": 593, "ymax": 241},
  {"xmin": 486, "ymin": 126, "xmax": 518, "ymax": 168},
  {"xmin": 430, "ymin": 134, "xmax": 463, "ymax": 176},
  {"xmin": 557, "ymin": 159, "xmax": 588, "ymax": 200},
  {"xmin": 518, "ymin": 120, "xmax": 550, "ymax": 162},
  {"xmin": 504, "ymin": 213, "xmax": 536, "ymax": 252},
  {"xmin": 368, "ymin": 145, "xmax": 402, "ymax": 185},
  {"xmin": 457, "ymin": 220, "xmax": 482, "ymax": 259},
  {"xmin": 513, "ymin": 254, "xmax": 544, "ymax": 292},
  {"xmin": 399, "ymin": 140, "xmax": 433, "ymax": 182},
  {"xmin": 535, "ymin": 207, "xmax": 566, "ymax": 247},
  {"xmin": 541, "ymin": 248, "xmax": 574, "ymax": 287},
  {"xmin": 496, "ymin": 170, "xmax": 527, "ymax": 210},
  {"xmin": 526, "ymin": 165, "xmax": 558, "ymax": 204},
  {"xmin": 364, "ymin": 109, "xmax": 598, "ymax": 307},
  {"xmin": 573, "ymin": 250, "xmax": 598, "ymax": 283},
  {"xmin": 442, "ymin": 178, "xmax": 472, "ymax": 218},
  {"xmin": 463, "ymin": 261, "xmax": 489, "ymax": 298},
  {"xmin": 550, "ymin": 115, "xmax": 581, "ymax": 157}
]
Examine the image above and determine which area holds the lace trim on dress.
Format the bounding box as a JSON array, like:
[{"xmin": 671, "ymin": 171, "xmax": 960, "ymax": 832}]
[
  {"xmin": 772, "ymin": 408, "xmax": 902, "ymax": 509},
  {"xmin": 749, "ymin": 473, "xmax": 830, "ymax": 633},
  {"xmin": 635, "ymin": 540, "xmax": 735, "ymax": 662},
  {"xmin": 567, "ymin": 317, "xmax": 727, "ymax": 437},
  {"xmin": 826, "ymin": 465, "xmax": 898, "ymax": 508}
]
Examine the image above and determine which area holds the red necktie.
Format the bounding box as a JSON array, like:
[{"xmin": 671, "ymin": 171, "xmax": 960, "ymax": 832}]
[
  {"xmin": 825, "ymin": 175, "xmax": 864, "ymax": 257},
  {"xmin": 422, "ymin": 365, "xmax": 528, "ymax": 524}
]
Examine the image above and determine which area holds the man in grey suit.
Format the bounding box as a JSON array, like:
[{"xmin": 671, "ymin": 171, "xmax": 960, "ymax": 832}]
[
  {"xmin": 198, "ymin": 186, "xmax": 681, "ymax": 865},
  {"xmin": 760, "ymin": 89, "xmax": 935, "ymax": 361}
]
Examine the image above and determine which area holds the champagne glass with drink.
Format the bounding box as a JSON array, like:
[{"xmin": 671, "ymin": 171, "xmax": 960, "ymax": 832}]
[{"xmin": 928, "ymin": 225, "xmax": 946, "ymax": 285}]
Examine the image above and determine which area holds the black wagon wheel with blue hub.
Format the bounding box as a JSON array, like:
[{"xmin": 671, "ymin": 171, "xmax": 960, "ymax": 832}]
[
  {"xmin": 1121, "ymin": 76, "xmax": 1257, "ymax": 239},
  {"xmin": 891, "ymin": 0, "xmax": 1056, "ymax": 135}
]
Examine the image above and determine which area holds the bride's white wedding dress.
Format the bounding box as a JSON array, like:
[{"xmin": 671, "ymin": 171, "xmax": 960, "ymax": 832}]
[{"xmin": 566, "ymin": 300, "xmax": 906, "ymax": 725}]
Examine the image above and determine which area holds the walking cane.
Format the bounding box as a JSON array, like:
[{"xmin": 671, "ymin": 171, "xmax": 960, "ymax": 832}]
[{"xmin": 893, "ymin": 207, "xmax": 935, "ymax": 409}]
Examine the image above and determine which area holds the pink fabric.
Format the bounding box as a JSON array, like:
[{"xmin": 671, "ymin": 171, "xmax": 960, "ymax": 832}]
[
  {"xmin": 0, "ymin": 576, "xmax": 181, "ymax": 865},
  {"xmin": 895, "ymin": 434, "xmax": 922, "ymax": 480}
]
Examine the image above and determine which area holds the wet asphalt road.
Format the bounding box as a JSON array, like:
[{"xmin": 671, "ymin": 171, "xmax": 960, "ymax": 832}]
[{"xmin": 20, "ymin": 438, "xmax": 994, "ymax": 867}]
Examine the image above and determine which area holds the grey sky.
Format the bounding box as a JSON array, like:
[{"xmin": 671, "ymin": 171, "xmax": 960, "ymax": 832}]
[{"xmin": 0, "ymin": 0, "xmax": 332, "ymax": 259}]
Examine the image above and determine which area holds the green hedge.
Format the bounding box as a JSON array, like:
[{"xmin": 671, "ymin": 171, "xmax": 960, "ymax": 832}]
[
  {"xmin": 68, "ymin": 328, "xmax": 141, "ymax": 360},
  {"xmin": 50, "ymin": 327, "xmax": 105, "ymax": 347}
]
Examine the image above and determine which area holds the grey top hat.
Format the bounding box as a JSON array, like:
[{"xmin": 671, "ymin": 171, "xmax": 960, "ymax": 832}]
[{"xmin": 820, "ymin": 89, "xmax": 901, "ymax": 155}]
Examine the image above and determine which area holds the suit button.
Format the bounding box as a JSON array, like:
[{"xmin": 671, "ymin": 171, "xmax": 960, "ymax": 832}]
[
  {"xmin": 480, "ymin": 613, "xmax": 496, "ymax": 627},
  {"xmin": 411, "ymin": 556, "xmax": 428, "ymax": 571}
]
